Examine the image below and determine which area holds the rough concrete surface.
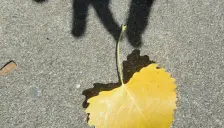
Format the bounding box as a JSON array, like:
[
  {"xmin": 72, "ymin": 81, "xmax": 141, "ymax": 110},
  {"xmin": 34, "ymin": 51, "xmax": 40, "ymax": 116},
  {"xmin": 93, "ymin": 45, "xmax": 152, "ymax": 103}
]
[{"xmin": 0, "ymin": 0, "xmax": 223, "ymax": 128}]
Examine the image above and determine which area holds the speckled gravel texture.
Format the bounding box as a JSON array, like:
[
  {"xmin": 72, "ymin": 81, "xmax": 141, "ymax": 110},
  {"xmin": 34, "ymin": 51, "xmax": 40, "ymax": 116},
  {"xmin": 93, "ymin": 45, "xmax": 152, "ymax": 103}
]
[{"xmin": 0, "ymin": 0, "xmax": 223, "ymax": 128}]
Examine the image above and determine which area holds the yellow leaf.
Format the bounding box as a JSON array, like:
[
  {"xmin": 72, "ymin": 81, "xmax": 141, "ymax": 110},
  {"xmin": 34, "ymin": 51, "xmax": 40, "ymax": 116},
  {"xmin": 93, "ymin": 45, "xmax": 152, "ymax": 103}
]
[
  {"xmin": 85, "ymin": 25, "xmax": 177, "ymax": 128},
  {"xmin": 86, "ymin": 63, "xmax": 176, "ymax": 128}
]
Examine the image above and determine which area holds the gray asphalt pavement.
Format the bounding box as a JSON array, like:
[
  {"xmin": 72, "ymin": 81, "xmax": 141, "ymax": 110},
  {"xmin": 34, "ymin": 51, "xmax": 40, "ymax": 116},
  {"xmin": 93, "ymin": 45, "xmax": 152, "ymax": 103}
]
[{"xmin": 0, "ymin": 0, "xmax": 223, "ymax": 127}]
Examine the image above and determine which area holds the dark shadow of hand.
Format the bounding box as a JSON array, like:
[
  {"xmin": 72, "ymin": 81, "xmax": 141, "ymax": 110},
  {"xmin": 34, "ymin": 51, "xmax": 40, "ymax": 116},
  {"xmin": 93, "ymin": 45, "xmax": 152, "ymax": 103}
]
[{"xmin": 33, "ymin": 0, "xmax": 155, "ymax": 47}]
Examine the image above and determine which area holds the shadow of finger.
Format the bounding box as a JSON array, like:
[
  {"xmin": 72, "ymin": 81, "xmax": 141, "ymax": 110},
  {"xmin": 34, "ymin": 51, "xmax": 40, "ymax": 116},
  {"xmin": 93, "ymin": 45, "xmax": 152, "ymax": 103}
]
[
  {"xmin": 126, "ymin": 0, "xmax": 155, "ymax": 47},
  {"xmin": 72, "ymin": 0, "xmax": 90, "ymax": 37},
  {"xmin": 91, "ymin": 0, "xmax": 121, "ymax": 41},
  {"xmin": 33, "ymin": 0, "xmax": 47, "ymax": 3}
]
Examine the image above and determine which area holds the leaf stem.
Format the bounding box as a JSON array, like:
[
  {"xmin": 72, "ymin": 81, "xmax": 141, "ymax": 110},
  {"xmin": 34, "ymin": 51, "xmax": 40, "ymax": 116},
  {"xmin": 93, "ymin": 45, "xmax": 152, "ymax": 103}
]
[{"xmin": 117, "ymin": 25, "xmax": 126, "ymax": 85}]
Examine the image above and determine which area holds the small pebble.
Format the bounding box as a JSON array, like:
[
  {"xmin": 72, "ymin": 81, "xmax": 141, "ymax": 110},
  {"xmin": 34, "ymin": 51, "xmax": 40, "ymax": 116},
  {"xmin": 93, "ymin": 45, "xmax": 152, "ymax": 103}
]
[
  {"xmin": 76, "ymin": 84, "xmax": 81, "ymax": 89},
  {"xmin": 30, "ymin": 87, "xmax": 42, "ymax": 98}
]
